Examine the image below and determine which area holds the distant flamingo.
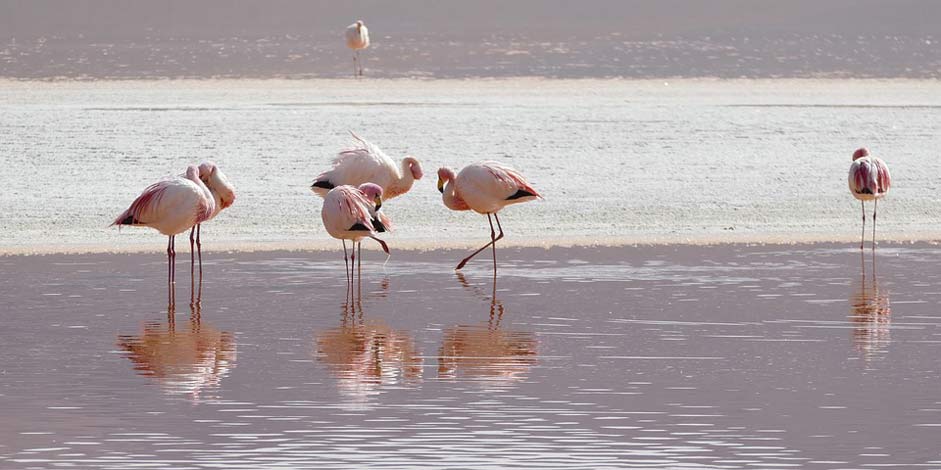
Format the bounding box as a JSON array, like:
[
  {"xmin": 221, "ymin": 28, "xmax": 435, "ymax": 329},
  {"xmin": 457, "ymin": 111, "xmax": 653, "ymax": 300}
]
[
  {"xmin": 113, "ymin": 166, "xmax": 215, "ymax": 284},
  {"xmin": 188, "ymin": 162, "xmax": 236, "ymax": 273},
  {"xmin": 848, "ymin": 148, "xmax": 891, "ymax": 250},
  {"xmin": 437, "ymin": 161, "xmax": 541, "ymax": 271},
  {"xmin": 311, "ymin": 132, "xmax": 423, "ymax": 200},
  {"xmin": 321, "ymin": 183, "xmax": 390, "ymax": 284},
  {"xmin": 345, "ymin": 20, "xmax": 370, "ymax": 77}
]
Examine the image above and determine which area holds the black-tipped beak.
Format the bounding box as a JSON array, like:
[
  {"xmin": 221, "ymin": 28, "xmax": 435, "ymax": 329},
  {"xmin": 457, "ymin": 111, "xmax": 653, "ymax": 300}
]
[
  {"xmin": 374, "ymin": 197, "xmax": 382, "ymax": 211},
  {"xmin": 437, "ymin": 178, "xmax": 444, "ymax": 193}
]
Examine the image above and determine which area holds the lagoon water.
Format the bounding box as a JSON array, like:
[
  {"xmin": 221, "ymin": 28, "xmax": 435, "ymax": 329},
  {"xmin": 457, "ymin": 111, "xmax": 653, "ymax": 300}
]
[
  {"xmin": 2, "ymin": 79, "xmax": 941, "ymax": 254},
  {"xmin": 2, "ymin": 245, "xmax": 941, "ymax": 468}
]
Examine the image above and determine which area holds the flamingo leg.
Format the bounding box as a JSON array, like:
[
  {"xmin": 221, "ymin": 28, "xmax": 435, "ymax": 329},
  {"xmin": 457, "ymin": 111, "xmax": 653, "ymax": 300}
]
[
  {"xmin": 872, "ymin": 198, "xmax": 878, "ymax": 251},
  {"xmin": 189, "ymin": 226, "xmax": 195, "ymax": 277},
  {"xmin": 167, "ymin": 235, "xmax": 173, "ymax": 289},
  {"xmin": 170, "ymin": 235, "xmax": 177, "ymax": 285},
  {"xmin": 860, "ymin": 201, "xmax": 866, "ymax": 250},
  {"xmin": 350, "ymin": 241, "xmax": 356, "ymax": 287},
  {"xmin": 356, "ymin": 50, "xmax": 362, "ymax": 77},
  {"xmin": 196, "ymin": 224, "xmax": 203, "ymax": 276},
  {"xmin": 358, "ymin": 242, "xmax": 362, "ymax": 280},
  {"xmin": 342, "ymin": 240, "xmax": 351, "ymax": 286},
  {"xmin": 352, "ymin": 52, "xmax": 358, "ymax": 78},
  {"xmin": 456, "ymin": 213, "xmax": 505, "ymax": 270}
]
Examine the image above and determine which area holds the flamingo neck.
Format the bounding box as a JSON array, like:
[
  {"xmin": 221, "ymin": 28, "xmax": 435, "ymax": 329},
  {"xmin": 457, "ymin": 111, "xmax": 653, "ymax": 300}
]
[
  {"xmin": 442, "ymin": 181, "xmax": 469, "ymax": 211},
  {"xmin": 386, "ymin": 159, "xmax": 417, "ymax": 198}
]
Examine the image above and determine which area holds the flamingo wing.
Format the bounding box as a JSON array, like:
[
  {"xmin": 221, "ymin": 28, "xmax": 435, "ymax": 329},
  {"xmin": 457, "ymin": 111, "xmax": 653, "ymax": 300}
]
[
  {"xmin": 322, "ymin": 186, "xmax": 377, "ymax": 238},
  {"xmin": 312, "ymin": 136, "xmax": 398, "ymax": 196}
]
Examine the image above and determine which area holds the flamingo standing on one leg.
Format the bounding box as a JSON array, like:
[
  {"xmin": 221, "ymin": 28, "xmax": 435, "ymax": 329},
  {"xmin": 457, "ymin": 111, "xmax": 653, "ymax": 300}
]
[
  {"xmin": 437, "ymin": 161, "xmax": 541, "ymax": 271},
  {"xmin": 321, "ymin": 183, "xmax": 390, "ymax": 286},
  {"xmin": 311, "ymin": 132, "xmax": 423, "ymax": 200},
  {"xmin": 113, "ymin": 165, "xmax": 215, "ymax": 285},
  {"xmin": 848, "ymin": 147, "xmax": 891, "ymax": 250},
  {"xmin": 345, "ymin": 20, "xmax": 370, "ymax": 77},
  {"xmin": 188, "ymin": 162, "xmax": 236, "ymax": 274}
]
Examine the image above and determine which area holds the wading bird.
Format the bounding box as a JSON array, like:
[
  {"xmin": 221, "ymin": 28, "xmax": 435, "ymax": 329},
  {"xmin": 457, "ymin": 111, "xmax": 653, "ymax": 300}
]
[
  {"xmin": 188, "ymin": 162, "xmax": 236, "ymax": 273},
  {"xmin": 848, "ymin": 148, "xmax": 891, "ymax": 250},
  {"xmin": 437, "ymin": 161, "xmax": 541, "ymax": 271},
  {"xmin": 345, "ymin": 20, "xmax": 370, "ymax": 77},
  {"xmin": 311, "ymin": 132, "xmax": 423, "ymax": 200},
  {"xmin": 113, "ymin": 166, "xmax": 215, "ymax": 284},
  {"xmin": 321, "ymin": 183, "xmax": 390, "ymax": 284}
]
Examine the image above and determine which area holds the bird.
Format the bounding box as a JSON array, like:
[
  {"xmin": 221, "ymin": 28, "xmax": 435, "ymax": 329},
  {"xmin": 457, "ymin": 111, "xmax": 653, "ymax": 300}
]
[
  {"xmin": 345, "ymin": 20, "xmax": 370, "ymax": 77},
  {"xmin": 321, "ymin": 183, "xmax": 390, "ymax": 285},
  {"xmin": 113, "ymin": 165, "xmax": 215, "ymax": 285},
  {"xmin": 311, "ymin": 132, "xmax": 423, "ymax": 200},
  {"xmin": 188, "ymin": 162, "xmax": 236, "ymax": 274},
  {"xmin": 437, "ymin": 161, "xmax": 541, "ymax": 271},
  {"xmin": 848, "ymin": 147, "xmax": 891, "ymax": 250}
]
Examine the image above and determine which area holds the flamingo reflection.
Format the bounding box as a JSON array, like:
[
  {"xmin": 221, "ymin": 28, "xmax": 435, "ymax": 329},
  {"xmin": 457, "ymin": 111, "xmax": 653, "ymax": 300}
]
[
  {"xmin": 117, "ymin": 278, "xmax": 237, "ymax": 402},
  {"xmin": 315, "ymin": 280, "xmax": 421, "ymax": 403},
  {"xmin": 438, "ymin": 273, "xmax": 537, "ymax": 384},
  {"xmin": 850, "ymin": 251, "xmax": 891, "ymax": 361}
]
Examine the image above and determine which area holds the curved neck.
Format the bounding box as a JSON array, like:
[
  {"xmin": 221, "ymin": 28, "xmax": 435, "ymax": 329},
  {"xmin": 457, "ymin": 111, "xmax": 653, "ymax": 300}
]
[
  {"xmin": 385, "ymin": 159, "xmax": 416, "ymax": 198},
  {"xmin": 442, "ymin": 180, "xmax": 469, "ymax": 211}
]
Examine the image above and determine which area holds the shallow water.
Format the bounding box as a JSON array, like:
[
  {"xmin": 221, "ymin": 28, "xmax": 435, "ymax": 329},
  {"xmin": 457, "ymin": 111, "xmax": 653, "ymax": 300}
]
[
  {"xmin": 2, "ymin": 244, "xmax": 940, "ymax": 468},
  {"xmin": 2, "ymin": 79, "xmax": 941, "ymax": 254}
]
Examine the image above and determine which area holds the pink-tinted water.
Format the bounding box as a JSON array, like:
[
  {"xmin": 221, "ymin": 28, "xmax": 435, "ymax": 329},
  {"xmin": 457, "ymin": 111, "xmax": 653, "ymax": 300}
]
[{"xmin": 1, "ymin": 244, "xmax": 940, "ymax": 468}]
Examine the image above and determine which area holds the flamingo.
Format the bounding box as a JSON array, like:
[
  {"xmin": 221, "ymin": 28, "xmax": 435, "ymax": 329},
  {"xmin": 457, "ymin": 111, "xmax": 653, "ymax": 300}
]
[
  {"xmin": 437, "ymin": 161, "xmax": 541, "ymax": 271},
  {"xmin": 321, "ymin": 183, "xmax": 390, "ymax": 284},
  {"xmin": 311, "ymin": 132, "xmax": 423, "ymax": 200},
  {"xmin": 188, "ymin": 162, "xmax": 236, "ymax": 273},
  {"xmin": 848, "ymin": 148, "xmax": 891, "ymax": 250},
  {"xmin": 345, "ymin": 20, "xmax": 370, "ymax": 77},
  {"xmin": 113, "ymin": 165, "xmax": 215, "ymax": 284}
]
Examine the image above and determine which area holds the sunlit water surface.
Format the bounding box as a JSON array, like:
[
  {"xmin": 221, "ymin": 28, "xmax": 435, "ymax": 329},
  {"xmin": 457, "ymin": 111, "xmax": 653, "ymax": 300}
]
[{"xmin": 1, "ymin": 245, "xmax": 940, "ymax": 469}]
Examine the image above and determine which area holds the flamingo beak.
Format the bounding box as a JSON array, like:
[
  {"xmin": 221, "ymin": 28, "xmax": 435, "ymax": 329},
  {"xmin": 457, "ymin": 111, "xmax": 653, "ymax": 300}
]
[
  {"xmin": 374, "ymin": 196, "xmax": 382, "ymax": 211},
  {"xmin": 437, "ymin": 177, "xmax": 444, "ymax": 193}
]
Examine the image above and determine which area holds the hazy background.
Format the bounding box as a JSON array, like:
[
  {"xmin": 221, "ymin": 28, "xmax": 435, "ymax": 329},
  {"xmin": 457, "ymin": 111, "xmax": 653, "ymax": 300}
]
[{"xmin": 1, "ymin": 0, "xmax": 939, "ymax": 79}]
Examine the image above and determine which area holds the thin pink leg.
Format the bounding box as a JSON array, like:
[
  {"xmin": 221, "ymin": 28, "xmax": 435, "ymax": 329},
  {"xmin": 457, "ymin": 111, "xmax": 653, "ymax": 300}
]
[
  {"xmin": 457, "ymin": 213, "xmax": 505, "ymax": 270},
  {"xmin": 872, "ymin": 198, "xmax": 878, "ymax": 251},
  {"xmin": 196, "ymin": 224, "xmax": 203, "ymax": 276},
  {"xmin": 342, "ymin": 240, "xmax": 350, "ymax": 286},
  {"xmin": 860, "ymin": 201, "xmax": 866, "ymax": 250}
]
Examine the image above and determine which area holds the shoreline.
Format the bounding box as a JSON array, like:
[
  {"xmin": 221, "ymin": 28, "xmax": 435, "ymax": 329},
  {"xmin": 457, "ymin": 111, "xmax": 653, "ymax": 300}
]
[{"xmin": 3, "ymin": 233, "xmax": 940, "ymax": 257}]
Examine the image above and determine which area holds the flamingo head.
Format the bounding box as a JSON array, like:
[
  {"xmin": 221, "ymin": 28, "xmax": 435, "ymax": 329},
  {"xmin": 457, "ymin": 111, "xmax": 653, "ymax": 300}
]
[
  {"xmin": 852, "ymin": 148, "xmax": 870, "ymax": 161},
  {"xmin": 356, "ymin": 20, "xmax": 364, "ymax": 29},
  {"xmin": 437, "ymin": 167, "xmax": 456, "ymax": 194},
  {"xmin": 358, "ymin": 182, "xmax": 384, "ymax": 211},
  {"xmin": 199, "ymin": 161, "xmax": 237, "ymax": 209},
  {"xmin": 404, "ymin": 156, "xmax": 424, "ymax": 180}
]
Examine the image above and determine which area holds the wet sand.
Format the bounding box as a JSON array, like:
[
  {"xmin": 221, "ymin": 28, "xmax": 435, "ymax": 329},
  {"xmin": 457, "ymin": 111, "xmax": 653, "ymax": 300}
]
[{"xmin": 2, "ymin": 243, "xmax": 941, "ymax": 469}]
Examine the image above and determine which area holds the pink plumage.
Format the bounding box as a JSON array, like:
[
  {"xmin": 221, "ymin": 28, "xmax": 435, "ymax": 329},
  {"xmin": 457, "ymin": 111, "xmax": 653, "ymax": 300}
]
[
  {"xmin": 437, "ymin": 161, "xmax": 541, "ymax": 270},
  {"xmin": 848, "ymin": 148, "xmax": 891, "ymax": 250},
  {"xmin": 113, "ymin": 165, "xmax": 215, "ymax": 284},
  {"xmin": 321, "ymin": 183, "xmax": 390, "ymax": 283}
]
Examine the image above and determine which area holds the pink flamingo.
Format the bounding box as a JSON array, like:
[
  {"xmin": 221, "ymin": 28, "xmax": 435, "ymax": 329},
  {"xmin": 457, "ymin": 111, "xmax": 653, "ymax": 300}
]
[
  {"xmin": 437, "ymin": 161, "xmax": 541, "ymax": 271},
  {"xmin": 188, "ymin": 162, "xmax": 236, "ymax": 273},
  {"xmin": 321, "ymin": 183, "xmax": 390, "ymax": 284},
  {"xmin": 345, "ymin": 20, "xmax": 370, "ymax": 77},
  {"xmin": 311, "ymin": 132, "xmax": 423, "ymax": 200},
  {"xmin": 113, "ymin": 165, "xmax": 215, "ymax": 284},
  {"xmin": 848, "ymin": 148, "xmax": 891, "ymax": 250}
]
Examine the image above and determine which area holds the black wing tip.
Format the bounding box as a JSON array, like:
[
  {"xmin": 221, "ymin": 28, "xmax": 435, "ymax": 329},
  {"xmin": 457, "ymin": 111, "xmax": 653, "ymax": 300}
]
[
  {"xmin": 117, "ymin": 215, "xmax": 138, "ymax": 225},
  {"xmin": 311, "ymin": 180, "xmax": 335, "ymax": 190},
  {"xmin": 348, "ymin": 222, "xmax": 371, "ymax": 231},
  {"xmin": 506, "ymin": 189, "xmax": 537, "ymax": 200},
  {"xmin": 372, "ymin": 218, "xmax": 387, "ymax": 233}
]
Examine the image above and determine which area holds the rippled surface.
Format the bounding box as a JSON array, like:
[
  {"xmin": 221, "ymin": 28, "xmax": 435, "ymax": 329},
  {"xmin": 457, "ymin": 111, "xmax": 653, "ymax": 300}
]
[{"xmin": 2, "ymin": 244, "xmax": 941, "ymax": 468}]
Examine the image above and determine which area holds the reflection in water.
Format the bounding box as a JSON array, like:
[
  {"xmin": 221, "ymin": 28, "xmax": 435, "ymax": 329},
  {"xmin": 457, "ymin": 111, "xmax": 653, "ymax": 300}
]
[
  {"xmin": 850, "ymin": 253, "xmax": 891, "ymax": 361},
  {"xmin": 315, "ymin": 281, "xmax": 422, "ymax": 403},
  {"xmin": 438, "ymin": 273, "xmax": 537, "ymax": 384},
  {"xmin": 117, "ymin": 280, "xmax": 237, "ymax": 402}
]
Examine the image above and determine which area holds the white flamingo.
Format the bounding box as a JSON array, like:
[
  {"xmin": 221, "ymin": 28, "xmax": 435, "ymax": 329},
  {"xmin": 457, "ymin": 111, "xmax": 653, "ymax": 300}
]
[
  {"xmin": 345, "ymin": 20, "xmax": 370, "ymax": 77},
  {"xmin": 311, "ymin": 132, "xmax": 423, "ymax": 200},
  {"xmin": 437, "ymin": 161, "xmax": 541, "ymax": 271},
  {"xmin": 848, "ymin": 148, "xmax": 891, "ymax": 250},
  {"xmin": 113, "ymin": 165, "xmax": 215, "ymax": 284},
  {"xmin": 321, "ymin": 183, "xmax": 390, "ymax": 284},
  {"xmin": 188, "ymin": 162, "xmax": 236, "ymax": 272}
]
